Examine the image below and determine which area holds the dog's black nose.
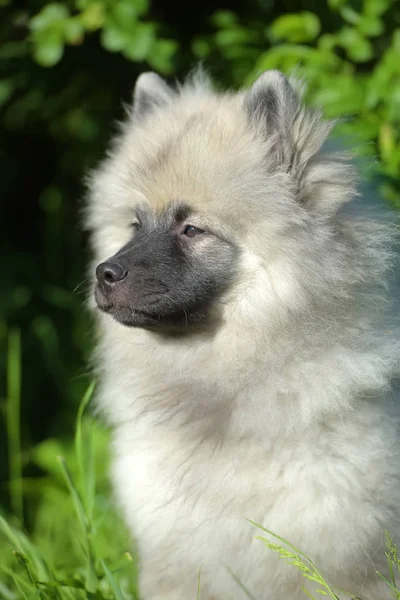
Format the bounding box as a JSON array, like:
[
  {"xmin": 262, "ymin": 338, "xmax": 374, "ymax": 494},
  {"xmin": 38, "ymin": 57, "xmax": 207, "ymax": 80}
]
[{"xmin": 96, "ymin": 261, "xmax": 127, "ymax": 285}]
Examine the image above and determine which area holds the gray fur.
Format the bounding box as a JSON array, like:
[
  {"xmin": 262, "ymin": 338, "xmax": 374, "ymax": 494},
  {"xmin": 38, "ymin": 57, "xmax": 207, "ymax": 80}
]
[{"xmin": 86, "ymin": 68, "xmax": 400, "ymax": 600}]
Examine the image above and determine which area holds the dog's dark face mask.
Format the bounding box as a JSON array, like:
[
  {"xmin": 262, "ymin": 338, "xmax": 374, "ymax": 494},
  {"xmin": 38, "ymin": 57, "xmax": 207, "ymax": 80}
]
[{"xmin": 94, "ymin": 204, "xmax": 239, "ymax": 329}]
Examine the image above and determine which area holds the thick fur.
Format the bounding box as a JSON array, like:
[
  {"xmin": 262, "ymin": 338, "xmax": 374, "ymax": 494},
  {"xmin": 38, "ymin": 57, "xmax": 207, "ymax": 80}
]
[{"xmin": 86, "ymin": 69, "xmax": 400, "ymax": 599}]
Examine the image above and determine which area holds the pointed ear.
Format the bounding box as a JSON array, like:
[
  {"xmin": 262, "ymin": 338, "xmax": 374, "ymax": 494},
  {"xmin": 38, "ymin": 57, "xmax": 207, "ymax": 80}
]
[
  {"xmin": 245, "ymin": 71, "xmax": 355, "ymax": 214},
  {"xmin": 132, "ymin": 72, "xmax": 175, "ymax": 119},
  {"xmin": 245, "ymin": 70, "xmax": 300, "ymax": 169}
]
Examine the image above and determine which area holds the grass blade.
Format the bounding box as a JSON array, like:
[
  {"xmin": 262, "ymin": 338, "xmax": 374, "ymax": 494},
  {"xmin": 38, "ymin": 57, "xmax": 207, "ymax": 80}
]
[
  {"xmin": 376, "ymin": 571, "xmax": 400, "ymax": 594},
  {"xmin": 248, "ymin": 521, "xmax": 339, "ymax": 599},
  {"xmin": 57, "ymin": 457, "xmax": 88, "ymax": 533},
  {"xmin": 100, "ymin": 559, "xmax": 125, "ymax": 600},
  {"xmin": 196, "ymin": 567, "xmax": 201, "ymax": 600},
  {"xmin": 8, "ymin": 573, "xmax": 31, "ymax": 600},
  {"xmin": 0, "ymin": 514, "xmax": 52, "ymax": 585},
  {"xmin": 0, "ymin": 513, "xmax": 25, "ymax": 554},
  {"xmin": 7, "ymin": 329, "xmax": 23, "ymax": 523},
  {"xmin": 75, "ymin": 382, "xmax": 96, "ymax": 520},
  {"xmin": 57, "ymin": 456, "xmax": 97, "ymax": 593},
  {"xmin": 0, "ymin": 580, "xmax": 17, "ymax": 600},
  {"xmin": 301, "ymin": 587, "xmax": 317, "ymax": 599},
  {"xmin": 225, "ymin": 566, "xmax": 259, "ymax": 600}
]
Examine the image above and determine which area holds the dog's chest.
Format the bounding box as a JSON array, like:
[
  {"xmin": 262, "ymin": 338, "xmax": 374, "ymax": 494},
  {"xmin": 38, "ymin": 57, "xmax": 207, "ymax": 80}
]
[{"xmin": 111, "ymin": 426, "xmax": 281, "ymax": 546}]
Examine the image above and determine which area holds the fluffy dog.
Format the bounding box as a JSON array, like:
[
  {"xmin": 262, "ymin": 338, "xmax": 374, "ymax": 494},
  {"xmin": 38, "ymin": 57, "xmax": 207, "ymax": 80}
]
[{"xmin": 86, "ymin": 69, "xmax": 400, "ymax": 599}]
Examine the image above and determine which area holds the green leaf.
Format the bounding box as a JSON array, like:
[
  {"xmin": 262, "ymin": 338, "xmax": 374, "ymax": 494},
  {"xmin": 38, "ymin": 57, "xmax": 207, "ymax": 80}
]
[
  {"xmin": 349, "ymin": 38, "xmax": 373, "ymax": 62},
  {"xmin": 392, "ymin": 29, "xmax": 400, "ymax": 53},
  {"xmin": 32, "ymin": 438, "xmax": 74, "ymax": 483},
  {"xmin": 364, "ymin": 0, "xmax": 392, "ymax": 17},
  {"xmin": 148, "ymin": 39, "xmax": 177, "ymax": 73},
  {"xmin": 30, "ymin": 3, "xmax": 70, "ymax": 32},
  {"xmin": 313, "ymin": 78, "xmax": 365, "ymax": 116},
  {"xmin": 64, "ymin": 19, "xmax": 84, "ymax": 43},
  {"xmin": 112, "ymin": 0, "xmax": 149, "ymax": 20},
  {"xmin": 192, "ymin": 38, "xmax": 211, "ymax": 59},
  {"xmin": 33, "ymin": 42, "xmax": 64, "ymax": 68},
  {"xmin": 247, "ymin": 45, "xmax": 332, "ymax": 84},
  {"xmin": 63, "ymin": 109, "xmax": 99, "ymax": 141},
  {"xmin": 122, "ymin": 23, "xmax": 156, "ymax": 61},
  {"xmin": 339, "ymin": 6, "xmax": 361, "ymax": 25},
  {"xmin": 211, "ymin": 10, "xmax": 238, "ymax": 28},
  {"xmin": 337, "ymin": 27, "xmax": 373, "ymax": 62},
  {"xmin": 328, "ymin": 0, "xmax": 347, "ymax": 9},
  {"xmin": 269, "ymin": 12, "xmax": 321, "ymax": 43},
  {"xmin": 78, "ymin": 2, "xmax": 105, "ymax": 31},
  {"xmin": 101, "ymin": 27, "xmax": 127, "ymax": 52},
  {"xmin": 215, "ymin": 27, "xmax": 255, "ymax": 47},
  {"xmin": 132, "ymin": 0, "xmax": 150, "ymax": 18},
  {"xmin": 32, "ymin": 32, "xmax": 64, "ymax": 67},
  {"xmin": 111, "ymin": 0, "xmax": 142, "ymax": 25},
  {"xmin": 0, "ymin": 80, "xmax": 14, "ymax": 107},
  {"xmin": 358, "ymin": 15, "xmax": 384, "ymax": 37}
]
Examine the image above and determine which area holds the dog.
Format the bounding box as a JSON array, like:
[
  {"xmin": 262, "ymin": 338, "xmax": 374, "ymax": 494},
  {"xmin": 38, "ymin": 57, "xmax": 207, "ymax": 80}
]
[{"xmin": 86, "ymin": 68, "xmax": 400, "ymax": 599}]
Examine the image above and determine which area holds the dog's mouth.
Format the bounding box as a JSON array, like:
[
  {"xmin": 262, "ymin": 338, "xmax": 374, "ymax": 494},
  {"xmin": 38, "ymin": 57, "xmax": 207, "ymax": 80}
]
[
  {"xmin": 94, "ymin": 284, "xmax": 209, "ymax": 330},
  {"xmin": 95, "ymin": 285, "xmax": 162, "ymax": 326},
  {"xmin": 94, "ymin": 285, "xmax": 112, "ymax": 312},
  {"xmin": 108, "ymin": 306, "xmax": 160, "ymax": 327}
]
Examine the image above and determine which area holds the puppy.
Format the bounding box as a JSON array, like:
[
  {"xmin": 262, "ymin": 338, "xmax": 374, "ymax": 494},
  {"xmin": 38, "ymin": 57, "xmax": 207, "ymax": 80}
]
[{"xmin": 86, "ymin": 69, "xmax": 400, "ymax": 599}]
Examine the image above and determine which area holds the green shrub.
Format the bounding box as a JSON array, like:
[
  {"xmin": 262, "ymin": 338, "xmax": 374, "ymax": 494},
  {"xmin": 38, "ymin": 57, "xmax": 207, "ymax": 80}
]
[{"xmin": 192, "ymin": 0, "xmax": 400, "ymax": 208}]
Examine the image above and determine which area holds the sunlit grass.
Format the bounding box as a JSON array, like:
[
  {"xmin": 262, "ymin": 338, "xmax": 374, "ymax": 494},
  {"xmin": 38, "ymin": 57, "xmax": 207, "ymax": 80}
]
[{"xmin": 0, "ymin": 329, "xmax": 139, "ymax": 600}]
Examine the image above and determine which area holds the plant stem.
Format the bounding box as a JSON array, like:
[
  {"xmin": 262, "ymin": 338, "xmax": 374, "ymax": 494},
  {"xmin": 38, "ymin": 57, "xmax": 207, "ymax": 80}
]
[{"xmin": 7, "ymin": 328, "xmax": 23, "ymax": 524}]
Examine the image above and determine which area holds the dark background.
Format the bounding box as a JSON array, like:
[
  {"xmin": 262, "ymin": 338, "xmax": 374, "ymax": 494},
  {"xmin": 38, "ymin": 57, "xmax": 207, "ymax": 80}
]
[{"xmin": 1, "ymin": 0, "xmax": 400, "ymax": 514}]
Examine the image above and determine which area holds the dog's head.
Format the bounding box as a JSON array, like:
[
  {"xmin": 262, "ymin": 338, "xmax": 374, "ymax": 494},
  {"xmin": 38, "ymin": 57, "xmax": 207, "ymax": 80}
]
[{"xmin": 87, "ymin": 70, "xmax": 359, "ymax": 332}]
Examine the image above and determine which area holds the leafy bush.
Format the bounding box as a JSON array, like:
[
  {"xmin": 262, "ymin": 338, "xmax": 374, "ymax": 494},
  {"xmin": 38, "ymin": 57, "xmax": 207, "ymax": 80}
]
[
  {"xmin": 192, "ymin": 0, "xmax": 400, "ymax": 207},
  {"xmin": 28, "ymin": 0, "xmax": 177, "ymax": 71}
]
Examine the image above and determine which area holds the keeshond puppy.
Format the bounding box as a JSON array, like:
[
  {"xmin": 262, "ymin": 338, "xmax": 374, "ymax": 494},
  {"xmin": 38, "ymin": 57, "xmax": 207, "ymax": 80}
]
[{"xmin": 86, "ymin": 69, "xmax": 400, "ymax": 599}]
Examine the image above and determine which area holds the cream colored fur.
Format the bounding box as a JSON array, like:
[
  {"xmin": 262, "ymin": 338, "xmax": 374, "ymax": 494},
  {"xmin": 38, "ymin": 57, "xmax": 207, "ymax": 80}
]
[{"xmin": 86, "ymin": 69, "xmax": 400, "ymax": 599}]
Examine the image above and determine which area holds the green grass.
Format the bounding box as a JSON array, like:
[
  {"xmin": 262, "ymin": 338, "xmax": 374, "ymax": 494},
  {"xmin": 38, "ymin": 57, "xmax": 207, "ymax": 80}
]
[
  {"xmin": 1, "ymin": 329, "xmax": 400, "ymax": 600},
  {"xmin": 0, "ymin": 330, "xmax": 139, "ymax": 600}
]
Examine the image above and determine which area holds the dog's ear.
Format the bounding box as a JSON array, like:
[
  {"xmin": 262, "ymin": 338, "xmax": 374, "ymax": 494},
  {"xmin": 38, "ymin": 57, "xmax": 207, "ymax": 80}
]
[
  {"xmin": 244, "ymin": 70, "xmax": 300, "ymax": 170},
  {"xmin": 244, "ymin": 70, "xmax": 334, "ymax": 174},
  {"xmin": 132, "ymin": 72, "xmax": 176, "ymax": 119},
  {"xmin": 245, "ymin": 71, "xmax": 356, "ymax": 215}
]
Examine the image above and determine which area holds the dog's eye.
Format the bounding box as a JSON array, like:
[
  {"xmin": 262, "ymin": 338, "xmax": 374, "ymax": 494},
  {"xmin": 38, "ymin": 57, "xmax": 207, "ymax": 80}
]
[
  {"xmin": 182, "ymin": 225, "xmax": 204, "ymax": 238},
  {"xmin": 131, "ymin": 221, "xmax": 141, "ymax": 231}
]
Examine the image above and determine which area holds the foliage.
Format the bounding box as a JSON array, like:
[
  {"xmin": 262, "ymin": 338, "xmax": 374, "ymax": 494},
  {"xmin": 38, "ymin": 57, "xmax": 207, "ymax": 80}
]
[
  {"xmin": 1, "ymin": 351, "xmax": 138, "ymax": 598},
  {"xmin": 193, "ymin": 0, "xmax": 400, "ymax": 206},
  {"xmin": 28, "ymin": 0, "xmax": 177, "ymax": 71}
]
